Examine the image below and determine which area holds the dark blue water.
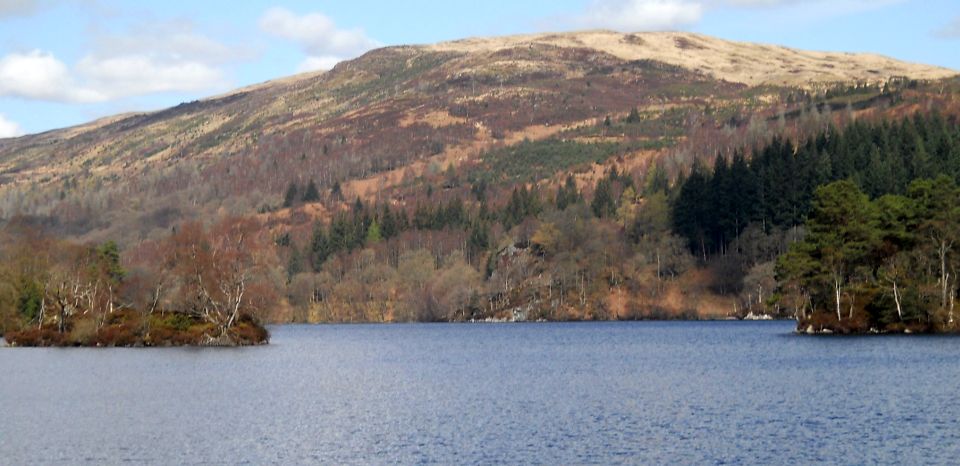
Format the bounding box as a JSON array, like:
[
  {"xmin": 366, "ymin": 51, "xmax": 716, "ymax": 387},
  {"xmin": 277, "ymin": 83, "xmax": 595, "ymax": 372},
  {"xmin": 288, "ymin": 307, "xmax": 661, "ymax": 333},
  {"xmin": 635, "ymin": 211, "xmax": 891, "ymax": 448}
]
[{"xmin": 2, "ymin": 321, "xmax": 960, "ymax": 464}]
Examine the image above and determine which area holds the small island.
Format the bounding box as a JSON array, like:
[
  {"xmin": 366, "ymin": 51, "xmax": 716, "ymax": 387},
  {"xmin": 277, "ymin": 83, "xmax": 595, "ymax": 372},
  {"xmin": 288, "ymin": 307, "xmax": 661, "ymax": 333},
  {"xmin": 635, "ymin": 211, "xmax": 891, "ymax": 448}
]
[
  {"xmin": 778, "ymin": 178, "xmax": 960, "ymax": 335},
  {"xmin": 1, "ymin": 220, "xmax": 271, "ymax": 347},
  {"xmin": 4, "ymin": 310, "xmax": 268, "ymax": 347}
]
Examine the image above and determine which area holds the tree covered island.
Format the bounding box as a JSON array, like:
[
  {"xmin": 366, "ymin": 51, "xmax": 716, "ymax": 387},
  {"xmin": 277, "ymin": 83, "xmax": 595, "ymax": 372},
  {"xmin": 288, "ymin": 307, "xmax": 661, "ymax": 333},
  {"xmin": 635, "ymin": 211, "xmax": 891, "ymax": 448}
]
[
  {"xmin": 1, "ymin": 219, "xmax": 270, "ymax": 347},
  {"xmin": 780, "ymin": 177, "xmax": 960, "ymax": 334}
]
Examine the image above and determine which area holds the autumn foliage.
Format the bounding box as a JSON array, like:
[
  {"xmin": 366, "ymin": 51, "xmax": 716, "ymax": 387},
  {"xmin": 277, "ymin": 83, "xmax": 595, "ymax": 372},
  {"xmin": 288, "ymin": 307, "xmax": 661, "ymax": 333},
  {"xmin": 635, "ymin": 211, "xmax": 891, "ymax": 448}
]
[{"xmin": 0, "ymin": 217, "xmax": 272, "ymax": 347}]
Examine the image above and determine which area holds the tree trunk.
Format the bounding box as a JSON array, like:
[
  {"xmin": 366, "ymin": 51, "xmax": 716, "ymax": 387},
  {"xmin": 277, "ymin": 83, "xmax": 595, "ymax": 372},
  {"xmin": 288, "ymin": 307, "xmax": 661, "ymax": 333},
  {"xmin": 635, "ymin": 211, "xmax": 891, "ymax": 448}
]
[
  {"xmin": 939, "ymin": 239, "xmax": 951, "ymax": 312},
  {"xmin": 656, "ymin": 249, "xmax": 662, "ymax": 294},
  {"xmin": 834, "ymin": 276, "xmax": 842, "ymax": 322},
  {"xmin": 892, "ymin": 281, "xmax": 903, "ymax": 321},
  {"xmin": 848, "ymin": 294, "xmax": 855, "ymax": 320},
  {"xmin": 37, "ymin": 297, "xmax": 46, "ymax": 330}
]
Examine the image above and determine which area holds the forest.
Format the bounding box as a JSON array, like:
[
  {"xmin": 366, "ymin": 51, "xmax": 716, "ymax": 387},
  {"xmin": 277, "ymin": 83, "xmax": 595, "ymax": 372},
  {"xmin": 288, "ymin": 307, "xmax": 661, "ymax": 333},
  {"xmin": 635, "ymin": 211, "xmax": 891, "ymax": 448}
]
[
  {"xmin": 2, "ymin": 111, "xmax": 959, "ymax": 335},
  {"xmin": 671, "ymin": 111, "xmax": 960, "ymax": 332}
]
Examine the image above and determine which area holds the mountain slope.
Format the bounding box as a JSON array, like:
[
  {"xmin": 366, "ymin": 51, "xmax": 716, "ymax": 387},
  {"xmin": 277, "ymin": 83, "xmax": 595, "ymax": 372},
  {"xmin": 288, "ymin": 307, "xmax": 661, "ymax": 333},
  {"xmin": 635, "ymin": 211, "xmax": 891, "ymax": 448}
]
[{"xmin": 0, "ymin": 31, "xmax": 955, "ymax": 245}]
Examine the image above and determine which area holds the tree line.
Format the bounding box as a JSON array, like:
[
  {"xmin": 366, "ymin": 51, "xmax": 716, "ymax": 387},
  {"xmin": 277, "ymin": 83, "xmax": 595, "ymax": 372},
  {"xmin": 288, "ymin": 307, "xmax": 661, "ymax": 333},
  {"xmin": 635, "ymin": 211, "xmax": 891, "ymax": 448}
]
[
  {"xmin": 672, "ymin": 112, "xmax": 960, "ymax": 261},
  {"xmin": 669, "ymin": 111, "xmax": 960, "ymax": 332}
]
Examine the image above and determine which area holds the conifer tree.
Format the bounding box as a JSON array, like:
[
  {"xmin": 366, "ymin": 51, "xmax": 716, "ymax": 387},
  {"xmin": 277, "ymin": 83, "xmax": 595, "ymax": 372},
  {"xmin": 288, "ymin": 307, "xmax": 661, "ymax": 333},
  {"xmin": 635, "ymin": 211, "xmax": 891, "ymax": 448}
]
[
  {"xmin": 302, "ymin": 179, "xmax": 320, "ymax": 203},
  {"xmin": 591, "ymin": 179, "xmax": 616, "ymax": 219},
  {"xmin": 283, "ymin": 182, "xmax": 299, "ymax": 208}
]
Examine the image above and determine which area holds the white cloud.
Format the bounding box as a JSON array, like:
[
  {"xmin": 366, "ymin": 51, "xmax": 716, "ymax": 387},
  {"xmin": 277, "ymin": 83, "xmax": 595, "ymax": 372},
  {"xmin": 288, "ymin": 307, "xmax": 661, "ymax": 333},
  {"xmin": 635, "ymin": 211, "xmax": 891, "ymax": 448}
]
[
  {"xmin": 259, "ymin": 7, "xmax": 379, "ymax": 71},
  {"xmin": 578, "ymin": 0, "xmax": 704, "ymax": 31},
  {"xmin": 74, "ymin": 20, "xmax": 238, "ymax": 98},
  {"xmin": 0, "ymin": 113, "xmax": 24, "ymax": 138},
  {"xmin": 0, "ymin": 21, "xmax": 239, "ymax": 103},
  {"xmin": 0, "ymin": 50, "xmax": 105, "ymax": 102},
  {"xmin": 76, "ymin": 55, "xmax": 226, "ymax": 98}
]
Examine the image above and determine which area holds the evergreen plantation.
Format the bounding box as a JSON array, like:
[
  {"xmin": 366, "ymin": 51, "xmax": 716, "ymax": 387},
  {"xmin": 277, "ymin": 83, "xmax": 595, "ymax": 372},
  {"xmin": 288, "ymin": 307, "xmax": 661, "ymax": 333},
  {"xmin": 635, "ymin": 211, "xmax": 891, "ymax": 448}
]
[
  {"xmin": 671, "ymin": 112, "xmax": 960, "ymax": 332},
  {"xmin": 673, "ymin": 112, "xmax": 960, "ymax": 257}
]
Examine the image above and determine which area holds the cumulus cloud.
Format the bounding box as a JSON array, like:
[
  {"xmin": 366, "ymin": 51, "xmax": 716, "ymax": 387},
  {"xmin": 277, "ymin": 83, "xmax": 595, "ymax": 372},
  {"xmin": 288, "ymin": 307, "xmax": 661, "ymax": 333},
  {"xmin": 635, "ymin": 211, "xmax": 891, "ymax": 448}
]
[
  {"xmin": 0, "ymin": 50, "xmax": 104, "ymax": 102},
  {"xmin": 935, "ymin": 16, "xmax": 960, "ymax": 39},
  {"xmin": 76, "ymin": 55, "xmax": 226, "ymax": 98},
  {"xmin": 0, "ymin": 113, "xmax": 24, "ymax": 138},
  {"xmin": 0, "ymin": 21, "xmax": 237, "ymax": 103},
  {"xmin": 259, "ymin": 7, "xmax": 379, "ymax": 71},
  {"xmin": 579, "ymin": 0, "xmax": 703, "ymax": 31}
]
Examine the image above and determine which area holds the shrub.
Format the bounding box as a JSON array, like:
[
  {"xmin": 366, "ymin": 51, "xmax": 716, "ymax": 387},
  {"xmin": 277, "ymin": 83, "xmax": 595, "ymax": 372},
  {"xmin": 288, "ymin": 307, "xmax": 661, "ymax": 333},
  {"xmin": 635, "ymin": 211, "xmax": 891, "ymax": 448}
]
[
  {"xmin": 5, "ymin": 327, "xmax": 66, "ymax": 347},
  {"xmin": 68, "ymin": 319, "xmax": 99, "ymax": 346},
  {"xmin": 95, "ymin": 323, "xmax": 140, "ymax": 347},
  {"xmin": 229, "ymin": 321, "xmax": 270, "ymax": 345}
]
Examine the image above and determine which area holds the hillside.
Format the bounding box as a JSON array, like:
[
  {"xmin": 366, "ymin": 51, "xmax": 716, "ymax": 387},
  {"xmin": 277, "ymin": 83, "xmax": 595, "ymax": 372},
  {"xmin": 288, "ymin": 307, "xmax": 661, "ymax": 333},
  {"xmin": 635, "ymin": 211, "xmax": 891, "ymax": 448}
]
[
  {"xmin": 1, "ymin": 30, "xmax": 959, "ymax": 325},
  {"xmin": 0, "ymin": 31, "xmax": 955, "ymax": 244}
]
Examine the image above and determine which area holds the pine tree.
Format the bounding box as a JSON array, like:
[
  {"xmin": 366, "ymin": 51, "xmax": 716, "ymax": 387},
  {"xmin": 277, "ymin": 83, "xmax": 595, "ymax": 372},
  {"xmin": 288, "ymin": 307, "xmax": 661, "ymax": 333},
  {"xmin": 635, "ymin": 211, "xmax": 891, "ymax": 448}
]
[
  {"xmin": 591, "ymin": 178, "xmax": 616, "ymax": 218},
  {"xmin": 330, "ymin": 181, "xmax": 343, "ymax": 201},
  {"xmin": 467, "ymin": 222, "xmax": 490, "ymax": 263},
  {"xmin": 287, "ymin": 246, "xmax": 304, "ymax": 281},
  {"xmin": 96, "ymin": 241, "xmax": 126, "ymax": 283},
  {"xmin": 556, "ymin": 174, "xmax": 580, "ymax": 211},
  {"xmin": 672, "ymin": 161, "xmax": 711, "ymax": 259},
  {"xmin": 308, "ymin": 223, "xmax": 332, "ymax": 272},
  {"xmin": 380, "ymin": 204, "xmax": 398, "ymax": 239},
  {"xmin": 302, "ymin": 179, "xmax": 320, "ymax": 203},
  {"xmin": 366, "ymin": 220, "xmax": 382, "ymax": 244},
  {"xmin": 329, "ymin": 214, "xmax": 354, "ymax": 253},
  {"xmin": 283, "ymin": 182, "xmax": 299, "ymax": 208},
  {"xmin": 644, "ymin": 161, "xmax": 670, "ymax": 195},
  {"xmin": 803, "ymin": 180, "xmax": 879, "ymax": 321},
  {"xmin": 708, "ymin": 154, "xmax": 730, "ymax": 250}
]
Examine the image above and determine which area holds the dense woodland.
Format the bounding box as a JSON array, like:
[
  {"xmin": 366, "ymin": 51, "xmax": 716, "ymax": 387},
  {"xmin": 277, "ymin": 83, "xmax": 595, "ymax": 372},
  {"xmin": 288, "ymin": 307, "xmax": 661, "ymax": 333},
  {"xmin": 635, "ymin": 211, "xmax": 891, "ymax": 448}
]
[
  {"xmin": 2, "ymin": 110, "xmax": 959, "ymax": 335},
  {"xmin": 671, "ymin": 112, "xmax": 960, "ymax": 332}
]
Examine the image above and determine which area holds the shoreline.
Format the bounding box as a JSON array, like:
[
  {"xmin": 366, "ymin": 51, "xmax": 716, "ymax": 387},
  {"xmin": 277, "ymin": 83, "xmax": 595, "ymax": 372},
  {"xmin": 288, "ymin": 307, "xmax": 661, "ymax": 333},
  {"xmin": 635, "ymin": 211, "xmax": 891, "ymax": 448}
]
[{"xmin": 268, "ymin": 318, "xmax": 796, "ymax": 326}]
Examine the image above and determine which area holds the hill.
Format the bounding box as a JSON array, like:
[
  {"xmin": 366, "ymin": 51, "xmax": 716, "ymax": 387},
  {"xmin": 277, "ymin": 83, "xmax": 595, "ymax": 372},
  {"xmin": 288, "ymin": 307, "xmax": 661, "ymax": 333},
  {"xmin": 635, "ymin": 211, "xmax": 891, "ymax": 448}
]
[
  {"xmin": 0, "ymin": 30, "xmax": 958, "ymax": 325},
  {"xmin": 0, "ymin": 30, "xmax": 955, "ymax": 244}
]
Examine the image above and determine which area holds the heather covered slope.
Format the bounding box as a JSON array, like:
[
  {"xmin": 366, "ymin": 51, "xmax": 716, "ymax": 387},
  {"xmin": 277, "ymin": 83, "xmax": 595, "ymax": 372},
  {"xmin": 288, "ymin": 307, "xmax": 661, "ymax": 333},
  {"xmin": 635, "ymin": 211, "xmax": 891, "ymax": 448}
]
[{"xmin": 0, "ymin": 31, "xmax": 954, "ymax": 246}]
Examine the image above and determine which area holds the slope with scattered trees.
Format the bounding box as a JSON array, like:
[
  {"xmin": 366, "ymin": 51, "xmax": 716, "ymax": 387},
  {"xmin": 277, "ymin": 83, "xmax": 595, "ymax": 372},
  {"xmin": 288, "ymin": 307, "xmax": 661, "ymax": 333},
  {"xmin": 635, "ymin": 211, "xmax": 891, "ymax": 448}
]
[{"xmin": 1, "ymin": 32, "xmax": 958, "ymax": 330}]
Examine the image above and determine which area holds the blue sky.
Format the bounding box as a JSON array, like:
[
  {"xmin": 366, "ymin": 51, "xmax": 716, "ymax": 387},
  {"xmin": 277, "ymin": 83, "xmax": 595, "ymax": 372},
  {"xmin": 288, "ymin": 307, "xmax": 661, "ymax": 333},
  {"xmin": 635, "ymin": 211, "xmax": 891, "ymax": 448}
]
[{"xmin": 0, "ymin": 0, "xmax": 958, "ymax": 137}]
